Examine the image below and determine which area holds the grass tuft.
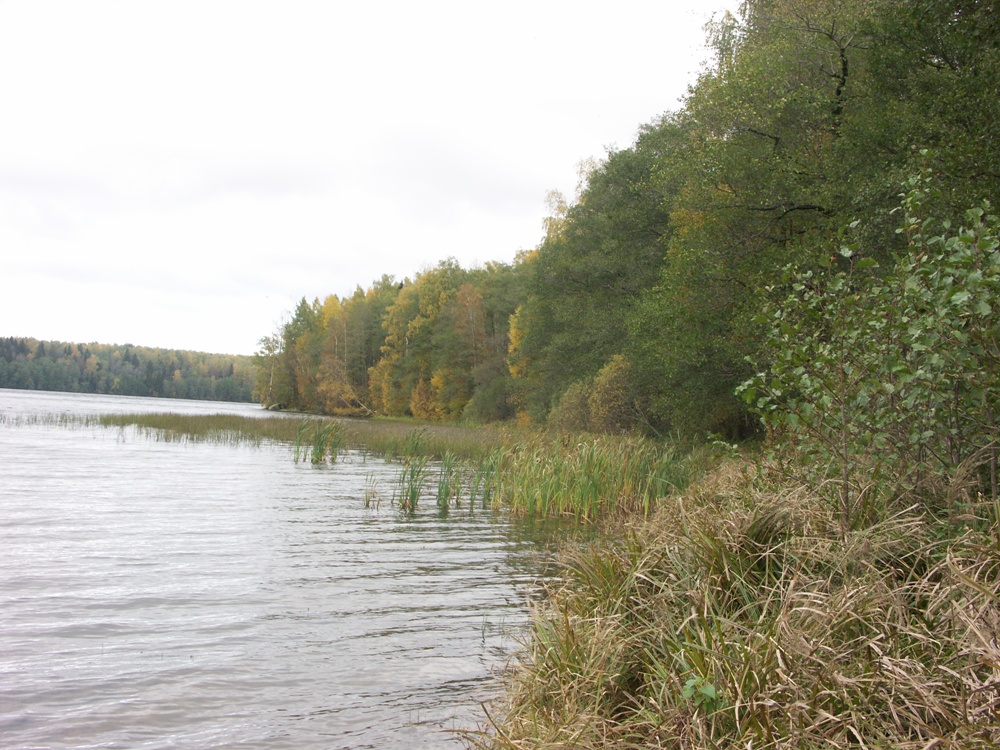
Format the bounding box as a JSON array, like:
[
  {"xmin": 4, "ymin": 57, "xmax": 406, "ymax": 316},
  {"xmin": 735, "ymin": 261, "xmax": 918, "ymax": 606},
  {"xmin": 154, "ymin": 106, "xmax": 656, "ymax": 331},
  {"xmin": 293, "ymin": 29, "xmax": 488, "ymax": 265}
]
[{"xmin": 468, "ymin": 460, "xmax": 1000, "ymax": 749}]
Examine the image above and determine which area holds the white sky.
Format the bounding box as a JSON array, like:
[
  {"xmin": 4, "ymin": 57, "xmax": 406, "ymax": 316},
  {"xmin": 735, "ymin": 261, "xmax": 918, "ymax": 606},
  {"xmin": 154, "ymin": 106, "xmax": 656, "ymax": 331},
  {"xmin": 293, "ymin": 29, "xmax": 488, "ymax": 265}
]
[{"xmin": 0, "ymin": 0, "xmax": 737, "ymax": 356}]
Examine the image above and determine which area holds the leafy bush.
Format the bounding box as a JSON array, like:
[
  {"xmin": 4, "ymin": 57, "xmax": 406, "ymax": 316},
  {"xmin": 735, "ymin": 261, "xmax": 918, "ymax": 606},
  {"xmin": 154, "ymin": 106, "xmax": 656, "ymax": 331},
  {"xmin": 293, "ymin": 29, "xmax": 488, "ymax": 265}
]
[
  {"xmin": 740, "ymin": 174, "xmax": 1000, "ymax": 530},
  {"xmin": 587, "ymin": 354, "xmax": 638, "ymax": 434},
  {"xmin": 548, "ymin": 379, "xmax": 593, "ymax": 433}
]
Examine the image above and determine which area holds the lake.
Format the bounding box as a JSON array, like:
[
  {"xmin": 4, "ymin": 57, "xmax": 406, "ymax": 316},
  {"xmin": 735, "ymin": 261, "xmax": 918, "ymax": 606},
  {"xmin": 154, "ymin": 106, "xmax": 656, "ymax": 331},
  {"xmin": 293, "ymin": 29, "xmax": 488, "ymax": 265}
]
[{"xmin": 0, "ymin": 389, "xmax": 559, "ymax": 749}]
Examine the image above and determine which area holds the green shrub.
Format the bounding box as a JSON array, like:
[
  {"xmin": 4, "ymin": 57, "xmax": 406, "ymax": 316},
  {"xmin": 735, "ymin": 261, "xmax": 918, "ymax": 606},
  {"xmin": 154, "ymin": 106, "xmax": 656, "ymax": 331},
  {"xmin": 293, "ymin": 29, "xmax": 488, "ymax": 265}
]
[
  {"xmin": 548, "ymin": 379, "xmax": 592, "ymax": 433},
  {"xmin": 587, "ymin": 354, "xmax": 638, "ymax": 434},
  {"xmin": 740, "ymin": 172, "xmax": 1000, "ymax": 531}
]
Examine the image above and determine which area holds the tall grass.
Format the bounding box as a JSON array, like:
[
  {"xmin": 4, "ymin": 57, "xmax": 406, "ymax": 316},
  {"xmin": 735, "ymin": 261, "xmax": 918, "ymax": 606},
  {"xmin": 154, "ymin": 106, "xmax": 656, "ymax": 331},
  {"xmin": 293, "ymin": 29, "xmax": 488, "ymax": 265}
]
[
  {"xmin": 436, "ymin": 450, "xmax": 464, "ymax": 509},
  {"xmin": 0, "ymin": 412, "xmax": 84, "ymax": 428},
  {"xmin": 480, "ymin": 435, "xmax": 709, "ymax": 520},
  {"xmin": 394, "ymin": 453, "xmax": 431, "ymax": 512},
  {"xmin": 96, "ymin": 412, "xmax": 299, "ymax": 447},
  {"xmin": 73, "ymin": 412, "xmax": 709, "ymax": 520},
  {"xmin": 88, "ymin": 413, "xmax": 508, "ymax": 460},
  {"xmin": 293, "ymin": 419, "xmax": 345, "ymax": 464},
  {"xmin": 467, "ymin": 460, "xmax": 1000, "ymax": 749},
  {"xmin": 363, "ymin": 471, "xmax": 382, "ymax": 509},
  {"xmin": 469, "ymin": 451, "xmax": 503, "ymax": 510}
]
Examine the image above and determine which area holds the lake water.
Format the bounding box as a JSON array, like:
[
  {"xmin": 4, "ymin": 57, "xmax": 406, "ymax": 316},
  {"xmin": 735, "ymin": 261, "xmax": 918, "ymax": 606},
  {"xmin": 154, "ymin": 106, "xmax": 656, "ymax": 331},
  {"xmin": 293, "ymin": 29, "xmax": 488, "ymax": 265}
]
[{"xmin": 0, "ymin": 390, "xmax": 559, "ymax": 749}]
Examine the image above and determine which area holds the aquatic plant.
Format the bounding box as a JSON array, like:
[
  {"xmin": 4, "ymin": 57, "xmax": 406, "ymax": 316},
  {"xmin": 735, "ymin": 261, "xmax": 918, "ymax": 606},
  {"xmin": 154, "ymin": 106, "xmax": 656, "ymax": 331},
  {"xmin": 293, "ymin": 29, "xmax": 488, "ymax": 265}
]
[
  {"xmin": 80, "ymin": 412, "xmax": 712, "ymax": 520},
  {"xmin": 97, "ymin": 412, "xmax": 294, "ymax": 447},
  {"xmin": 88, "ymin": 412, "xmax": 508, "ymax": 460},
  {"xmin": 363, "ymin": 471, "xmax": 381, "ymax": 509},
  {"xmin": 476, "ymin": 435, "xmax": 710, "ymax": 520},
  {"xmin": 291, "ymin": 419, "xmax": 345, "ymax": 464},
  {"xmin": 435, "ymin": 450, "xmax": 464, "ymax": 509},
  {"xmin": 402, "ymin": 427, "xmax": 427, "ymax": 459},
  {"xmin": 293, "ymin": 419, "xmax": 311, "ymax": 462},
  {"xmin": 395, "ymin": 453, "xmax": 430, "ymax": 512},
  {"xmin": 469, "ymin": 451, "xmax": 502, "ymax": 510},
  {"xmin": 313, "ymin": 420, "xmax": 345, "ymax": 463}
]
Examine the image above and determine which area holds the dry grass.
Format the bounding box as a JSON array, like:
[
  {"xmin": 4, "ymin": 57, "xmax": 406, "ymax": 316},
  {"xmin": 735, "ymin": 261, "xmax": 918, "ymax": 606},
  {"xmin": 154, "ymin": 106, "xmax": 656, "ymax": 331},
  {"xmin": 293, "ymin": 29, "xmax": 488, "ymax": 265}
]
[{"xmin": 468, "ymin": 461, "xmax": 1000, "ymax": 749}]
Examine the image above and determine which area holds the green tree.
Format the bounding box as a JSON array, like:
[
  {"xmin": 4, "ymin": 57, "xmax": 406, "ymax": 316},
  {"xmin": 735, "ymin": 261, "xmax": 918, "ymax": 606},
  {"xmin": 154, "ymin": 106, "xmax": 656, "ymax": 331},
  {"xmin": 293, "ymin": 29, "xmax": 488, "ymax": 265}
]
[{"xmin": 516, "ymin": 121, "xmax": 685, "ymax": 419}]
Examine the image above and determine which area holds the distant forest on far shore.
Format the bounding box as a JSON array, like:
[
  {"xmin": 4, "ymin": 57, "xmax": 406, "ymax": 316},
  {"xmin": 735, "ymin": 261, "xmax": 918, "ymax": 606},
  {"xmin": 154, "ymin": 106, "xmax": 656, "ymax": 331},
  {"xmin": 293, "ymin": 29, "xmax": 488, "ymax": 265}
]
[{"xmin": 0, "ymin": 337, "xmax": 255, "ymax": 402}]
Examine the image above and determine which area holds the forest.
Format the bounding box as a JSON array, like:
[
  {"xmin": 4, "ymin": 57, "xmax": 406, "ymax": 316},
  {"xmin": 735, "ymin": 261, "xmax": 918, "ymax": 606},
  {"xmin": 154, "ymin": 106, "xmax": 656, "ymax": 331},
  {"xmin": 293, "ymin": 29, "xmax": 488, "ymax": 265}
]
[
  {"xmin": 254, "ymin": 0, "xmax": 999, "ymax": 443},
  {"xmin": 0, "ymin": 337, "xmax": 254, "ymax": 402}
]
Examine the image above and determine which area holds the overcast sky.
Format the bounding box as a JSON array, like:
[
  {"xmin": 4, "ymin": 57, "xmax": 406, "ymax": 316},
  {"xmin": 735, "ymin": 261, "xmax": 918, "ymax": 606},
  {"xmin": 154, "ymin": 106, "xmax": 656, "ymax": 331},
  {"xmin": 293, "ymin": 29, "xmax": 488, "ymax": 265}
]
[{"xmin": 0, "ymin": 0, "xmax": 737, "ymax": 356}]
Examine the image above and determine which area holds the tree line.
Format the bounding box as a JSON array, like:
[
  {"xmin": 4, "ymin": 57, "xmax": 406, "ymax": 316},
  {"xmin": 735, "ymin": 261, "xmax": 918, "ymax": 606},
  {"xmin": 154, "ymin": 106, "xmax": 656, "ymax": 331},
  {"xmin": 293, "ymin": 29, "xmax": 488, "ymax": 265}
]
[
  {"xmin": 0, "ymin": 338, "xmax": 255, "ymax": 402},
  {"xmin": 255, "ymin": 0, "xmax": 999, "ymax": 438}
]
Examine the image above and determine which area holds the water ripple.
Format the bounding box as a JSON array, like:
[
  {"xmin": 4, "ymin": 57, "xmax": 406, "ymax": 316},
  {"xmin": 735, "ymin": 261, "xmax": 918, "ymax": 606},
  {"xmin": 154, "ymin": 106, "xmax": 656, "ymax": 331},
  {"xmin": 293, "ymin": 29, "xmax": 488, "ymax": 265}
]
[{"xmin": 0, "ymin": 390, "xmax": 557, "ymax": 749}]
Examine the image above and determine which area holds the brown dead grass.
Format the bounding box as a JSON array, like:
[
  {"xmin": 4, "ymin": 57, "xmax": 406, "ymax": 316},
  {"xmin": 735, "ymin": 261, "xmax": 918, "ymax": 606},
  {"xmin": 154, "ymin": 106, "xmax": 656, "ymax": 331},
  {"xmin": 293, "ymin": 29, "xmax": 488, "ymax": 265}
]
[{"xmin": 468, "ymin": 458, "xmax": 1000, "ymax": 749}]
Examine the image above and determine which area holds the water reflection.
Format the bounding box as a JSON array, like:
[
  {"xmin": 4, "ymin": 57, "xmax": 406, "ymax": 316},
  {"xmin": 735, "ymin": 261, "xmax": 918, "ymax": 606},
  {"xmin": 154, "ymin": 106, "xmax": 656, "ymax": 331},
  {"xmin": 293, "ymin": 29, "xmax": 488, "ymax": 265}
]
[{"xmin": 0, "ymin": 390, "xmax": 571, "ymax": 749}]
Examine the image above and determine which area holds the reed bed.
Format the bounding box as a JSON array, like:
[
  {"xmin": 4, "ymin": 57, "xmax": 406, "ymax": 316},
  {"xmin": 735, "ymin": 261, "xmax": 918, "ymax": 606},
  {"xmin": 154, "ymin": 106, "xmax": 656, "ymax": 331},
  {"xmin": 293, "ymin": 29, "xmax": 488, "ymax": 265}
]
[
  {"xmin": 481, "ymin": 436, "xmax": 709, "ymax": 520},
  {"xmin": 394, "ymin": 453, "xmax": 431, "ymax": 512},
  {"xmin": 1, "ymin": 412, "xmax": 100, "ymax": 428},
  {"xmin": 94, "ymin": 412, "xmax": 300, "ymax": 447},
  {"xmin": 345, "ymin": 419, "xmax": 511, "ymax": 462},
  {"xmin": 76, "ymin": 412, "xmax": 709, "ymax": 519},
  {"xmin": 91, "ymin": 412, "xmax": 510, "ymax": 459},
  {"xmin": 467, "ymin": 460, "xmax": 1000, "ymax": 749},
  {"xmin": 436, "ymin": 451, "xmax": 464, "ymax": 508},
  {"xmin": 293, "ymin": 419, "xmax": 346, "ymax": 464}
]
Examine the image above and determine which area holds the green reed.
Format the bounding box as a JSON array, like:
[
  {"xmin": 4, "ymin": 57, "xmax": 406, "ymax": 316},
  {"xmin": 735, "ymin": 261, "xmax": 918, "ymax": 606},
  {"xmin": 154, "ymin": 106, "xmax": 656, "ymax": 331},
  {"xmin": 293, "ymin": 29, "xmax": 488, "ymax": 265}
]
[
  {"xmin": 293, "ymin": 419, "xmax": 310, "ymax": 462},
  {"xmin": 86, "ymin": 412, "xmax": 511, "ymax": 461},
  {"xmin": 395, "ymin": 453, "xmax": 430, "ymax": 512},
  {"xmin": 477, "ymin": 435, "xmax": 710, "ymax": 520},
  {"xmin": 435, "ymin": 450, "xmax": 466, "ymax": 509},
  {"xmin": 97, "ymin": 412, "xmax": 300, "ymax": 446},
  {"xmin": 67, "ymin": 411, "xmax": 710, "ymax": 520},
  {"xmin": 293, "ymin": 419, "xmax": 345, "ymax": 464},
  {"xmin": 469, "ymin": 451, "xmax": 502, "ymax": 509},
  {"xmin": 345, "ymin": 420, "xmax": 509, "ymax": 461},
  {"xmin": 402, "ymin": 427, "xmax": 426, "ymax": 458}
]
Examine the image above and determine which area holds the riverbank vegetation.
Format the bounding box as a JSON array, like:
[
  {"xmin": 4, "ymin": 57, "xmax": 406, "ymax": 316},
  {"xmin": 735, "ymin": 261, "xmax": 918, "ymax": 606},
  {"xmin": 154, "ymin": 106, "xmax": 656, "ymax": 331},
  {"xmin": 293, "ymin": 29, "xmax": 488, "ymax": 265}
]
[
  {"xmin": 470, "ymin": 461, "xmax": 1000, "ymax": 749},
  {"xmin": 0, "ymin": 338, "xmax": 254, "ymax": 402},
  {"xmin": 89, "ymin": 411, "xmax": 711, "ymax": 519},
  {"xmin": 468, "ymin": 166, "xmax": 1000, "ymax": 747},
  {"xmin": 93, "ymin": 412, "xmax": 506, "ymax": 459}
]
